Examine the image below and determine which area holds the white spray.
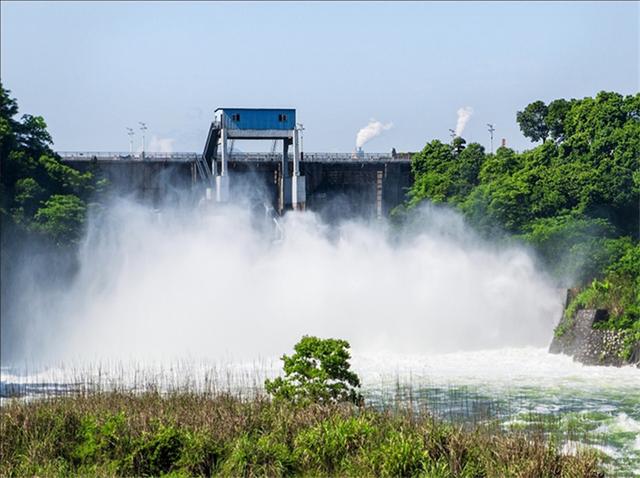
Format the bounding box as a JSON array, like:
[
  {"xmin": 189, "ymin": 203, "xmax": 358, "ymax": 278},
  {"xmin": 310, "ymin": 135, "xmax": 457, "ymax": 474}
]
[
  {"xmin": 455, "ymin": 106, "xmax": 473, "ymax": 137},
  {"xmin": 356, "ymin": 120, "xmax": 393, "ymax": 149},
  {"xmin": 3, "ymin": 197, "xmax": 562, "ymax": 364}
]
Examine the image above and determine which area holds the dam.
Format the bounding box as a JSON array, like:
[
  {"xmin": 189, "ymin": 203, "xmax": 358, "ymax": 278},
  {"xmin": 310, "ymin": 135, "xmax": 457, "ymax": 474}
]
[
  {"xmin": 59, "ymin": 107, "xmax": 413, "ymax": 219},
  {"xmin": 58, "ymin": 151, "xmax": 413, "ymax": 219}
]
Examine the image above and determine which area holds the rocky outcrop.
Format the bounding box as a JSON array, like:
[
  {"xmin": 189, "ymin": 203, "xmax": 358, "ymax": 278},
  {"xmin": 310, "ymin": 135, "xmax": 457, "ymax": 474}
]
[{"xmin": 549, "ymin": 308, "xmax": 639, "ymax": 367}]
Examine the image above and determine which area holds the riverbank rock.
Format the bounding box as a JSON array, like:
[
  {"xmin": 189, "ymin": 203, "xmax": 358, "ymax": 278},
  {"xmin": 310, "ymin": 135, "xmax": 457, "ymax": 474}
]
[{"xmin": 549, "ymin": 309, "xmax": 638, "ymax": 367}]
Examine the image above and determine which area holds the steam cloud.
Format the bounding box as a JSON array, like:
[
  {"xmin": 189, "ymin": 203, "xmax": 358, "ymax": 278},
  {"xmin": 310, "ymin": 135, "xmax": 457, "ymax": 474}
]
[
  {"xmin": 147, "ymin": 136, "xmax": 175, "ymax": 153},
  {"xmin": 356, "ymin": 120, "xmax": 393, "ymax": 149},
  {"xmin": 2, "ymin": 195, "xmax": 562, "ymax": 364},
  {"xmin": 455, "ymin": 106, "xmax": 473, "ymax": 137}
]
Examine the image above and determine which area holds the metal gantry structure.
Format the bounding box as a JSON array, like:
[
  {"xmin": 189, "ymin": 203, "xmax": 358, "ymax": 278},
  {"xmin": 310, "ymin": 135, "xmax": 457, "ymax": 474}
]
[{"xmin": 199, "ymin": 108, "xmax": 306, "ymax": 210}]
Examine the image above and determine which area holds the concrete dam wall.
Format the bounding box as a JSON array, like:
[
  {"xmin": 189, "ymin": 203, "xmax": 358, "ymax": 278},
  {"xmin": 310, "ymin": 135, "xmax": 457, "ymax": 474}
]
[{"xmin": 61, "ymin": 154, "xmax": 413, "ymax": 220}]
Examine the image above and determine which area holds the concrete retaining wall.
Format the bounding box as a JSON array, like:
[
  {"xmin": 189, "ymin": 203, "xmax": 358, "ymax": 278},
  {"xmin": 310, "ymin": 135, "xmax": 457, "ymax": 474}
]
[{"xmin": 549, "ymin": 308, "xmax": 639, "ymax": 367}]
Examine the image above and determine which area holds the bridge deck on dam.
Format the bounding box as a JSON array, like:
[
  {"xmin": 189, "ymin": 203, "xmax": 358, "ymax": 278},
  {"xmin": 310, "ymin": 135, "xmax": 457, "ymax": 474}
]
[{"xmin": 58, "ymin": 151, "xmax": 413, "ymax": 219}]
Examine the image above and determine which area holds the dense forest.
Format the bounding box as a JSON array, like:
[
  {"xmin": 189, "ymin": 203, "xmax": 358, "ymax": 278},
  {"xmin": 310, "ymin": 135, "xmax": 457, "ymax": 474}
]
[{"xmin": 401, "ymin": 91, "xmax": 639, "ymax": 352}]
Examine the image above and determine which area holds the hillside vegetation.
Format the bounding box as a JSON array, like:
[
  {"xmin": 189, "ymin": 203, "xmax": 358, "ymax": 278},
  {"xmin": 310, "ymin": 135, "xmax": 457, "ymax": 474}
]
[
  {"xmin": 0, "ymin": 83, "xmax": 103, "ymax": 247},
  {"xmin": 400, "ymin": 91, "xmax": 639, "ymax": 341}
]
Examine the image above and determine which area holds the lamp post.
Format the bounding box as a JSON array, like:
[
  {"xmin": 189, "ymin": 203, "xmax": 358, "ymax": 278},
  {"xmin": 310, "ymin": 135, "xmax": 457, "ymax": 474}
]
[
  {"xmin": 487, "ymin": 123, "xmax": 495, "ymax": 154},
  {"xmin": 139, "ymin": 122, "xmax": 147, "ymax": 158},
  {"xmin": 126, "ymin": 127, "xmax": 134, "ymax": 154}
]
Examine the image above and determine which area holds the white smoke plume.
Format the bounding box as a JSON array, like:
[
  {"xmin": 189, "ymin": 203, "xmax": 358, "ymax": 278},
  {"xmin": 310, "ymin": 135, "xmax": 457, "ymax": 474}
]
[
  {"xmin": 147, "ymin": 136, "xmax": 175, "ymax": 153},
  {"xmin": 356, "ymin": 120, "xmax": 393, "ymax": 149},
  {"xmin": 455, "ymin": 106, "xmax": 474, "ymax": 137}
]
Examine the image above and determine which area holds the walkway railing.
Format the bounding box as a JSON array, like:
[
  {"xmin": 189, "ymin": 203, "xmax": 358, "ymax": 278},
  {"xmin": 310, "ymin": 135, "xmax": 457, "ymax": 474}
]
[
  {"xmin": 57, "ymin": 152, "xmax": 198, "ymax": 161},
  {"xmin": 58, "ymin": 151, "xmax": 412, "ymax": 162}
]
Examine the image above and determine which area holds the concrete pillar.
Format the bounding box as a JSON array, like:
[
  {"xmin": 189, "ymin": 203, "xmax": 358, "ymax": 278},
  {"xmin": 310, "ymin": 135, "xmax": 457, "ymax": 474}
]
[
  {"xmin": 292, "ymin": 130, "xmax": 300, "ymax": 177},
  {"xmin": 216, "ymin": 128, "xmax": 230, "ymax": 202},
  {"xmin": 215, "ymin": 176, "xmax": 229, "ymax": 202},
  {"xmin": 376, "ymin": 170, "xmax": 384, "ymax": 219},
  {"xmin": 292, "ymin": 128, "xmax": 306, "ymax": 210},
  {"xmin": 279, "ymin": 140, "xmax": 291, "ymax": 212},
  {"xmin": 220, "ymin": 128, "xmax": 228, "ymax": 176}
]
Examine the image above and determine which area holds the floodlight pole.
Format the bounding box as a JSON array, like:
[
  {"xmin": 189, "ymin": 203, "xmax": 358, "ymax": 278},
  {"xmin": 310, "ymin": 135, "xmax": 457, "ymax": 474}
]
[
  {"xmin": 487, "ymin": 123, "xmax": 495, "ymax": 153},
  {"xmin": 126, "ymin": 127, "xmax": 135, "ymax": 154},
  {"xmin": 139, "ymin": 122, "xmax": 148, "ymax": 158}
]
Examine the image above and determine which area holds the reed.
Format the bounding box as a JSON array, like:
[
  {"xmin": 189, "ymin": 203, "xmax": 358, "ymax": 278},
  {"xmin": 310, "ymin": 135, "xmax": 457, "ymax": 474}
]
[{"xmin": 0, "ymin": 386, "xmax": 604, "ymax": 477}]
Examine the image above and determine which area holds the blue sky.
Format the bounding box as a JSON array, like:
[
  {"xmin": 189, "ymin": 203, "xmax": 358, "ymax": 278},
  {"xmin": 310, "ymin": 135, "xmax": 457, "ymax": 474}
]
[{"xmin": 1, "ymin": 1, "xmax": 638, "ymax": 153}]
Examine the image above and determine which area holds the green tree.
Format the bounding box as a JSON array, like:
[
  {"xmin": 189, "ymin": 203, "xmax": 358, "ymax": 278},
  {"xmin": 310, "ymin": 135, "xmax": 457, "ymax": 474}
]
[
  {"xmin": 0, "ymin": 82, "xmax": 102, "ymax": 246},
  {"xmin": 519, "ymin": 214, "xmax": 620, "ymax": 282},
  {"xmin": 452, "ymin": 136, "xmax": 466, "ymax": 154},
  {"xmin": 265, "ymin": 336, "xmax": 362, "ymax": 405},
  {"xmin": 34, "ymin": 195, "xmax": 87, "ymax": 246},
  {"xmin": 516, "ymin": 100, "xmax": 549, "ymax": 142},
  {"xmin": 407, "ymin": 140, "xmax": 454, "ymax": 205},
  {"xmin": 454, "ymin": 142, "xmax": 485, "ymax": 197},
  {"xmin": 407, "ymin": 139, "xmax": 485, "ymax": 207},
  {"xmin": 546, "ymin": 98, "xmax": 573, "ymax": 141}
]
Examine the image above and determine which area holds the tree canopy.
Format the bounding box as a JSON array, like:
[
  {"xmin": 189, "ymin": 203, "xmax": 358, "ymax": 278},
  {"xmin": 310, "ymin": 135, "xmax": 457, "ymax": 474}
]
[
  {"xmin": 404, "ymin": 91, "xmax": 640, "ymax": 333},
  {"xmin": 0, "ymin": 83, "xmax": 103, "ymax": 245}
]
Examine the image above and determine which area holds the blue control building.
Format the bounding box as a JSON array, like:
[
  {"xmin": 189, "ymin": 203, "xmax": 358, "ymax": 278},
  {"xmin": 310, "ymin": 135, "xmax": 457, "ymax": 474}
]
[
  {"xmin": 216, "ymin": 108, "xmax": 296, "ymax": 133},
  {"xmin": 201, "ymin": 108, "xmax": 305, "ymax": 210}
]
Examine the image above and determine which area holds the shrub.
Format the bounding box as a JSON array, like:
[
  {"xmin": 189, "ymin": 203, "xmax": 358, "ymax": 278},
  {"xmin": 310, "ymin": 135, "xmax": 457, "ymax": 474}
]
[{"xmin": 265, "ymin": 336, "xmax": 363, "ymax": 405}]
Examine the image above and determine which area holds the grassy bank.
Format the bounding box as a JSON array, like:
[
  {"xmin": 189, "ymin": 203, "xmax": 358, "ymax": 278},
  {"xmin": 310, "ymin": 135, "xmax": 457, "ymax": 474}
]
[{"xmin": 0, "ymin": 391, "xmax": 603, "ymax": 477}]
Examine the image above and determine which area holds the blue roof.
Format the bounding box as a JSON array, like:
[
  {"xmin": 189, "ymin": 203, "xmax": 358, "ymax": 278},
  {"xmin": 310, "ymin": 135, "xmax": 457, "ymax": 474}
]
[
  {"xmin": 216, "ymin": 108, "xmax": 296, "ymax": 130},
  {"xmin": 215, "ymin": 108, "xmax": 295, "ymax": 112}
]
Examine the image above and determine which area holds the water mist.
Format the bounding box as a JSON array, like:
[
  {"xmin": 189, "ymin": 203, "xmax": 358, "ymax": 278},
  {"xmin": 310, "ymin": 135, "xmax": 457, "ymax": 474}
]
[{"xmin": 2, "ymin": 195, "xmax": 563, "ymax": 365}]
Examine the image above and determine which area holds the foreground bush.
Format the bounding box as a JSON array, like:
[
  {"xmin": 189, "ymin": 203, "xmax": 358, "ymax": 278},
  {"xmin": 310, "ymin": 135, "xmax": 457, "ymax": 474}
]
[
  {"xmin": 0, "ymin": 392, "xmax": 603, "ymax": 477},
  {"xmin": 265, "ymin": 336, "xmax": 363, "ymax": 405}
]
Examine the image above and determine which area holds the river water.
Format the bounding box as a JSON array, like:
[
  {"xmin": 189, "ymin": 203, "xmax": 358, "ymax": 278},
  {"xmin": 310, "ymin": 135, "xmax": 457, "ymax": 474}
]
[
  {"xmin": 2, "ymin": 347, "xmax": 638, "ymax": 476},
  {"xmin": 356, "ymin": 348, "xmax": 640, "ymax": 476}
]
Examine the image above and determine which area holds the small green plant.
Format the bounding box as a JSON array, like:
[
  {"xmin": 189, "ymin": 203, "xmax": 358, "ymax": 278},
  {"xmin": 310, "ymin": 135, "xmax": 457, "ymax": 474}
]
[{"xmin": 265, "ymin": 336, "xmax": 363, "ymax": 405}]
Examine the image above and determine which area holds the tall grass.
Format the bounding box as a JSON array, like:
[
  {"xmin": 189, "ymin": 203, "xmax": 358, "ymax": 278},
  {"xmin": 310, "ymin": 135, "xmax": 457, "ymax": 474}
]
[{"xmin": 0, "ymin": 388, "xmax": 604, "ymax": 477}]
